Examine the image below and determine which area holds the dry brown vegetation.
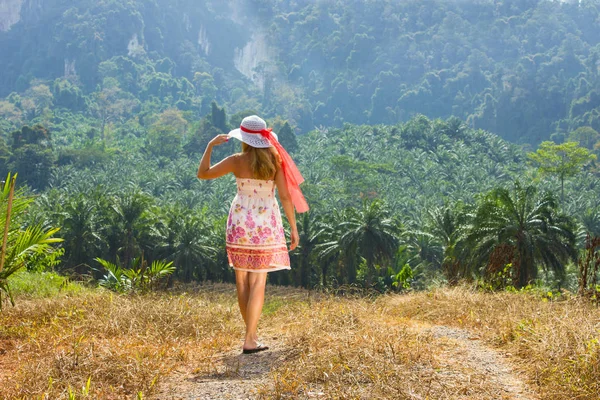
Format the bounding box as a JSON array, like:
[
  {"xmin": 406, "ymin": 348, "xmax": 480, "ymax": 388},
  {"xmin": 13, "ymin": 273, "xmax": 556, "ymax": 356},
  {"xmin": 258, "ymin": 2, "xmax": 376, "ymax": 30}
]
[
  {"xmin": 388, "ymin": 287, "xmax": 600, "ymax": 400},
  {"xmin": 0, "ymin": 283, "xmax": 598, "ymax": 399},
  {"xmin": 0, "ymin": 284, "xmax": 244, "ymax": 398}
]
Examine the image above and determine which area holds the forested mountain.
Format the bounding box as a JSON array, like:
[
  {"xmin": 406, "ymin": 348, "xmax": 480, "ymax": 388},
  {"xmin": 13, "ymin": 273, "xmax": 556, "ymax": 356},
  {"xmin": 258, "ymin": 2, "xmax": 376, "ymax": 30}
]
[
  {"xmin": 1, "ymin": 0, "xmax": 600, "ymax": 143},
  {"xmin": 0, "ymin": 0, "xmax": 599, "ymax": 292}
]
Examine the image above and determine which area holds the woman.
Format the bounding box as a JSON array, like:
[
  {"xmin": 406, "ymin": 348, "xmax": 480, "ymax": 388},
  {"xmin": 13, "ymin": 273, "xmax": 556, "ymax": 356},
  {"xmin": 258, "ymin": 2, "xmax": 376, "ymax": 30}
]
[{"xmin": 197, "ymin": 115, "xmax": 309, "ymax": 354}]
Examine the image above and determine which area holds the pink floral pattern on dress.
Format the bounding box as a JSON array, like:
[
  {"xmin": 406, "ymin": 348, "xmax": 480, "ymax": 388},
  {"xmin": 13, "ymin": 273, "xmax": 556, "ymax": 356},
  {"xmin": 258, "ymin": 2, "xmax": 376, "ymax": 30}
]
[
  {"xmin": 245, "ymin": 210, "xmax": 256, "ymax": 229},
  {"xmin": 226, "ymin": 178, "xmax": 290, "ymax": 271}
]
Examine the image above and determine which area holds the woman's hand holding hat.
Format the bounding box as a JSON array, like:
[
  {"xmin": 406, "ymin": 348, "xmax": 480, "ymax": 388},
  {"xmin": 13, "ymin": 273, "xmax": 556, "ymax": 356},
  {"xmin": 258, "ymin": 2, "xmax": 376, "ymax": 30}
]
[{"xmin": 209, "ymin": 134, "xmax": 229, "ymax": 146}]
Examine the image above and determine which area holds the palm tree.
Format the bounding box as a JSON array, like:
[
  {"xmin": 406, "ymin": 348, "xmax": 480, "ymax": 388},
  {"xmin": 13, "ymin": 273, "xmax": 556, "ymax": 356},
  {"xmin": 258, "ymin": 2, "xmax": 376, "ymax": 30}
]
[
  {"xmin": 467, "ymin": 181, "xmax": 577, "ymax": 288},
  {"xmin": 338, "ymin": 200, "xmax": 400, "ymax": 287},
  {"xmin": 155, "ymin": 209, "xmax": 217, "ymax": 282},
  {"xmin": 313, "ymin": 209, "xmax": 349, "ymax": 285},
  {"xmin": 59, "ymin": 194, "xmax": 103, "ymax": 273},
  {"xmin": 580, "ymin": 208, "xmax": 600, "ymax": 237},
  {"xmin": 110, "ymin": 189, "xmax": 156, "ymax": 268},
  {"xmin": 403, "ymin": 230, "xmax": 444, "ymax": 275},
  {"xmin": 426, "ymin": 205, "xmax": 470, "ymax": 283}
]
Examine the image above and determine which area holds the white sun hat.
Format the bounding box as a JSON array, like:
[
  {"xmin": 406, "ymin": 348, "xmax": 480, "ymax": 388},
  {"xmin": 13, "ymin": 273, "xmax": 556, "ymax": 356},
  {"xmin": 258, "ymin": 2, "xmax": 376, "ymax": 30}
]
[{"xmin": 228, "ymin": 115, "xmax": 278, "ymax": 148}]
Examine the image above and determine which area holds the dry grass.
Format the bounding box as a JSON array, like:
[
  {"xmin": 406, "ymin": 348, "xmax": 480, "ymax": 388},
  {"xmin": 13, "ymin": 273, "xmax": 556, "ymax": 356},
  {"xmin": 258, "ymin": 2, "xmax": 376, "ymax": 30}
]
[
  {"xmin": 2, "ymin": 282, "xmax": 598, "ymax": 399},
  {"xmin": 386, "ymin": 286, "xmax": 600, "ymax": 400},
  {"xmin": 0, "ymin": 284, "xmax": 244, "ymax": 398}
]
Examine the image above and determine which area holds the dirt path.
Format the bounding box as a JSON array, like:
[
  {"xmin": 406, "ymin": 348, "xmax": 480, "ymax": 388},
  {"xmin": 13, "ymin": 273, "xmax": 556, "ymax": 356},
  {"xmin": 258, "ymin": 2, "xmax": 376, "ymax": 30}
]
[
  {"xmin": 154, "ymin": 324, "xmax": 537, "ymax": 399},
  {"xmin": 422, "ymin": 325, "xmax": 537, "ymax": 399},
  {"xmin": 151, "ymin": 341, "xmax": 287, "ymax": 400}
]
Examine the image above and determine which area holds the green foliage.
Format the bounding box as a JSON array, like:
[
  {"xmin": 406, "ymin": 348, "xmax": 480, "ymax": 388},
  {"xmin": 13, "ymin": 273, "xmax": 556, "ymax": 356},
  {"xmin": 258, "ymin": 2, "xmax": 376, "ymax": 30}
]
[
  {"xmin": 277, "ymin": 122, "xmax": 299, "ymax": 153},
  {"xmin": 52, "ymin": 79, "xmax": 85, "ymax": 111},
  {"xmin": 210, "ymin": 101, "xmax": 228, "ymax": 133},
  {"xmin": 8, "ymin": 270, "xmax": 83, "ymax": 298},
  {"xmin": 1, "ymin": 67, "xmax": 596, "ymax": 295},
  {"xmin": 57, "ymin": 144, "xmax": 112, "ymax": 168},
  {"xmin": 528, "ymin": 141, "xmax": 596, "ymax": 179},
  {"xmin": 21, "ymin": 109, "xmax": 596, "ymax": 291},
  {"xmin": 466, "ymin": 182, "xmax": 577, "ymax": 288},
  {"xmin": 528, "ymin": 141, "xmax": 596, "ymax": 206},
  {"xmin": 568, "ymin": 127, "xmax": 600, "ymax": 150},
  {"xmin": 338, "ymin": 199, "xmax": 400, "ymax": 286},
  {"xmin": 0, "ymin": 174, "xmax": 63, "ymax": 309},
  {"xmin": 96, "ymin": 256, "xmax": 175, "ymax": 293},
  {"xmin": 8, "ymin": 125, "xmax": 55, "ymax": 190},
  {"xmin": 391, "ymin": 264, "xmax": 413, "ymax": 291},
  {"xmin": 425, "ymin": 204, "xmax": 469, "ymax": 284},
  {"xmin": 146, "ymin": 109, "xmax": 188, "ymax": 158},
  {"xmin": 578, "ymin": 235, "xmax": 600, "ymax": 301}
]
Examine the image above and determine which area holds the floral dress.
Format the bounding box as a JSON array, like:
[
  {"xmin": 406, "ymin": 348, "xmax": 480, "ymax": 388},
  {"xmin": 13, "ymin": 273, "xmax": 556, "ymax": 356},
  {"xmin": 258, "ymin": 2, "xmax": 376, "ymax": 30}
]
[{"xmin": 226, "ymin": 178, "xmax": 291, "ymax": 272}]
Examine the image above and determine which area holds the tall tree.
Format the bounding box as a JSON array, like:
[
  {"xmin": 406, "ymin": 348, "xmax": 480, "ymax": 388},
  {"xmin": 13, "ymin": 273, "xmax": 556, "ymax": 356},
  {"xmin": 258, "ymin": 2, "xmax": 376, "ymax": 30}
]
[
  {"xmin": 528, "ymin": 141, "xmax": 596, "ymax": 207},
  {"xmin": 277, "ymin": 122, "xmax": 299, "ymax": 153},
  {"xmin": 291, "ymin": 211, "xmax": 318, "ymax": 288},
  {"xmin": 210, "ymin": 101, "xmax": 228, "ymax": 133},
  {"xmin": 9, "ymin": 125, "xmax": 55, "ymax": 190},
  {"xmin": 155, "ymin": 209, "xmax": 217, "ymax": 282}
]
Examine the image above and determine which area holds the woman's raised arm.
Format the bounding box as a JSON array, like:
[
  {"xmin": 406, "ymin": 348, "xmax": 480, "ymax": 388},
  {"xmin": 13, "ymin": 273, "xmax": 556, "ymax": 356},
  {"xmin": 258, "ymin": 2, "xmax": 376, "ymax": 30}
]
[{"xmin": 197, "ymin": 134, "xmax": 236, "ymax": 180}]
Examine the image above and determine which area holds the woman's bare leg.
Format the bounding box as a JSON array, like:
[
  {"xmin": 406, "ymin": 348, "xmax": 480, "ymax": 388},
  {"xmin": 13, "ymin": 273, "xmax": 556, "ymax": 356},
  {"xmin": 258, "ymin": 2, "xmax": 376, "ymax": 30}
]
[
  {"xmin": 234, "ymin": 270, "xmax": 250, "ymax": 326},
  {"xmin": 243, "ymin": 272, "xmax": 267, "ymax": 350}
]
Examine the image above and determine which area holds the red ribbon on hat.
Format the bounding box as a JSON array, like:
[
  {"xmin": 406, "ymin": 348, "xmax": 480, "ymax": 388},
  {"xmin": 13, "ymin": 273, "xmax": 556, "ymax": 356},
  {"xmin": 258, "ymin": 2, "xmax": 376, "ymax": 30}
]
[{"xmin": 240, "ymin": 125, "xmax": 309, "ymax": 213}]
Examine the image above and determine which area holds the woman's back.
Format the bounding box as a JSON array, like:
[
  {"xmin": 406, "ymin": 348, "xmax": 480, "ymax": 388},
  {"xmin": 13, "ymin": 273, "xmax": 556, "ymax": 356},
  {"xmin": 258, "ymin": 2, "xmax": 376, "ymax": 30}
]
[{"xmin": 235, "ymin": 177, "xmax": 275, "ymax": 196}]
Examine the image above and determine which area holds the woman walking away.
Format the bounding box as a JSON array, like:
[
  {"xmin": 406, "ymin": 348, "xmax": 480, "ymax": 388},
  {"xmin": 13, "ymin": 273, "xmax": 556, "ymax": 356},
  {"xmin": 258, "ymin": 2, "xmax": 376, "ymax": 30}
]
[{"xmin": 197, "ymin": 115, "xmax": 309, "ymax": 354}]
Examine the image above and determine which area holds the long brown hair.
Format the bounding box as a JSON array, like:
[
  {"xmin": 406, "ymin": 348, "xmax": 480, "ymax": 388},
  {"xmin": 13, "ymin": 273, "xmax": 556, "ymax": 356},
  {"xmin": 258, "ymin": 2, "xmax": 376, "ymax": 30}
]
[{"xmin": 242, "ymin": 143, "xmax": 281, "ymax": 180}]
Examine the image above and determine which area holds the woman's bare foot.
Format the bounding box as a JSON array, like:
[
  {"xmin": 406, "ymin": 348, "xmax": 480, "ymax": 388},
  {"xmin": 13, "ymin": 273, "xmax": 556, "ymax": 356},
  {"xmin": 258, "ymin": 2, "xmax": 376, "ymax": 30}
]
[
  {"xmin": 242, "ymin": 341, "xmax": 269, "ymax": 354},
  {"xmin": 243, "ymin": 337, "xmax": 258, "ymax": 351}
]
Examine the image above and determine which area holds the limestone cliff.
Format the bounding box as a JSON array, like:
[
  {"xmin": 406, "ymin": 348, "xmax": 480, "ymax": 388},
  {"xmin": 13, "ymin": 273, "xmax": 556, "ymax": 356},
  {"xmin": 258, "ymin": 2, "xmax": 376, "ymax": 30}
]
[{"xmin": 0, "ymin": 0, "xmax": 24, "ymax": 31}]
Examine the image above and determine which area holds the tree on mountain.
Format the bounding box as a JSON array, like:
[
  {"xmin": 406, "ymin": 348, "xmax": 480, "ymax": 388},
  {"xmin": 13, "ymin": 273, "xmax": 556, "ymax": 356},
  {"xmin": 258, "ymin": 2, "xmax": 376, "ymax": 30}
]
[
  {"xmin": 0, "ymin": 101, "xmax": 23, "ymax": 126},
  {"xmin": 568, "ymin": 127, "xmax": 600, "ymax": 150},
  {"xmin": 9, "ymin": 125, "xmax": 55, "ymax": 190},
  {"xmin": 22, "ymin": 84, "xmax": 53, "ymax": 120},
  {"xmin": 277, "ymin": 122, "xmax": 299, "ymax": 153},
  {"xmin": 90, "ymin": 78, "xmax": 139, "ymax": 142},
  {"xmin": 210, "ymin": 101, "xmax": 228, "ymax": 133},
  {"xmin": 146, "ymin": 109, "xmax": 188, "ymax": 158},
  {"xmin": 52, "ymin": 79, "xmax": 85, "ymax": 111}
]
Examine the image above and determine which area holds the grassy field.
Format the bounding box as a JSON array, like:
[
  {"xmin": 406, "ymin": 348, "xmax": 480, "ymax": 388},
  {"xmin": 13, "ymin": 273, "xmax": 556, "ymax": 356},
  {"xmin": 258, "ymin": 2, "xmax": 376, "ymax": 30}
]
[{"xmin": 0, "ymin": 273, "xmax": 599, "ymax": 399}]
